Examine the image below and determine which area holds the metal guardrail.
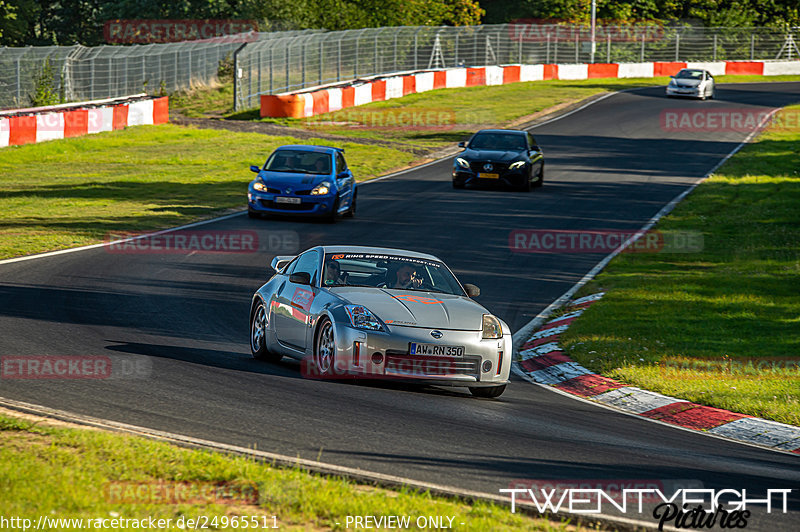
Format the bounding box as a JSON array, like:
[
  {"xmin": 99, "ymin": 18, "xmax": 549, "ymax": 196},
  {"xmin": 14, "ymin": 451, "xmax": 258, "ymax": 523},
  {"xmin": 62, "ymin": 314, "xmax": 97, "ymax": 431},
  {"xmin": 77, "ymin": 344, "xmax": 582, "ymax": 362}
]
[{"xmin": 1, "ymin": 25, "xmax": 797, "ymax": 111}]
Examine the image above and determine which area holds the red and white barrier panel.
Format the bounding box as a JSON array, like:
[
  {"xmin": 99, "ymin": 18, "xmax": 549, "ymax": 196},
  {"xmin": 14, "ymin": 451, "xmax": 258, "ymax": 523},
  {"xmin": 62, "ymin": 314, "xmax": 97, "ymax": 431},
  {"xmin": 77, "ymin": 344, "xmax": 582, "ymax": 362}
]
[
  {"xmin": 0, "ymin": 95, "xmax": 169, "ymax": 148},
  {"xmin": 261, "ymin": 60, "xmax": 800, "ymax": 118}
]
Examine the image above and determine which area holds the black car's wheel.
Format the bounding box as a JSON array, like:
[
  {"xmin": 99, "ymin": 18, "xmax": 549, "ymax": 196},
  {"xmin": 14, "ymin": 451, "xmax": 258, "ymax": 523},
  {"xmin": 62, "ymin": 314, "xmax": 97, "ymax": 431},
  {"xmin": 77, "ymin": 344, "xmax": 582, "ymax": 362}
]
[
  {"xmin": 519, "ymin": 170, "xmax": 532, "ymax": 192},
  {"xmin": 469, "ymin": 385, "xmax": 506, "ymax": 398},
  {"xmin": 533, "ymin": 164, "xmax": 544, "ymax": 188},
  {"xmin": 452, "ymin": 180, "xmax": 465, "ymax": 189},
  {"xmin": 250, "ymin": 300, "xmax": 281, "ymax": 362},
  {"xmin": 314, "ymin": 317, "xmax": 336, "ymax": 377},
  {"xmin": 343, "ymin": 190, "xmax": 356, "ymax": 218}
]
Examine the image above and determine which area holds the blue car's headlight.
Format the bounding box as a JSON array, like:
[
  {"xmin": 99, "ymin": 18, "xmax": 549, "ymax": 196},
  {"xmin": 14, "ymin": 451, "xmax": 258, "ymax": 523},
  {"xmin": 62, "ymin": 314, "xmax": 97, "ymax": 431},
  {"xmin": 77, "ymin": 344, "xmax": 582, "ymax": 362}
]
[
  {"xmin": 311, "ymin": 181, "xmax": 332, "ymax": 195},
  {"xmin": 253, "ymin": 181, "xmax": 267, "ymax": 192},
  {"xmin": 455, "ymin": 157, "xmax": 470, "ymax": 169},
  {"xmin": 509, "ymin": 161, "xmax": 526, "ymax": 170},
  {"xmin": 345, "ymin": 305, "xmax": 384, "ymax": 331}
]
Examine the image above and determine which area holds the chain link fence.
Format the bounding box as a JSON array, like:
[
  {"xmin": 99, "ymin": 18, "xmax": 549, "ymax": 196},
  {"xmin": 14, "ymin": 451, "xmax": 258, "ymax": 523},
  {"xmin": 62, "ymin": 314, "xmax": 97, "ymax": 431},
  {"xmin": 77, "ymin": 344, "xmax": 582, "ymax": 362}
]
[
  {"xmin": 0, "ymin": 30, "xmax": 322, "ymax": 110},
  {"xmin": 1, "ymin": 24, "xmax": 797, "ymax": 111},
  {"xmin": 234, "ymin": 24, "xmax": 800, "ymax": 110}
]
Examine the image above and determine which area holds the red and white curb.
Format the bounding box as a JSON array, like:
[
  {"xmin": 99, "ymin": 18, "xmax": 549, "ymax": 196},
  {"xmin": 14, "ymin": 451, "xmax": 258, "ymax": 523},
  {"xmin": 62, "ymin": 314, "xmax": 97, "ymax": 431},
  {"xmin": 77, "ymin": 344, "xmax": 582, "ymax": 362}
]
[{"xmin": 513, "ymin": 293, "xmax": 800, "ymax": 455}]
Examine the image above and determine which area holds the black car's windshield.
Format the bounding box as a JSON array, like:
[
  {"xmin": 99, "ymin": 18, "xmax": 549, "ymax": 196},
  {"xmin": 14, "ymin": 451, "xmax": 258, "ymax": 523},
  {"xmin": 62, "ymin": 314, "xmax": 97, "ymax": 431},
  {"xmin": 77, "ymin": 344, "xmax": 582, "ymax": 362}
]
[
  {"xmin": 322, "ymin": 253, "xmax": 466, "ymax": 296},
  {"xmin": 675, "ymin": 69, "xmax": 703, "ymax": 79},
  {"xmin": 469, "ymin": 133, "xmax": 526, "ymax": 151},
  {"xmin": 264, "ymin": 150, "xmax": 332, "ymax": 175}
]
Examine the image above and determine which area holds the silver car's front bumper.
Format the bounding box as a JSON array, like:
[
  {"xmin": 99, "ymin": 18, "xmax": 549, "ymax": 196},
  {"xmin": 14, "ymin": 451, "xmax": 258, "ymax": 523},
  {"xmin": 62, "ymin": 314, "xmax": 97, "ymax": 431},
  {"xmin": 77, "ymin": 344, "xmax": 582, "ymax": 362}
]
[{"xmin": 322, "ymin": 322, "xmax": 512, "ymax": 387}]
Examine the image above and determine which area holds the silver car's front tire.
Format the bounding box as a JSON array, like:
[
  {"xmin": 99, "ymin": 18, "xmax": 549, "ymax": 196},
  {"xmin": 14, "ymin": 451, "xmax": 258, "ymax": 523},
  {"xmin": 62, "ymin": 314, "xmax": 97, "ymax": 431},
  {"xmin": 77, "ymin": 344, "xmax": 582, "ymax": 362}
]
[
  {"xmin": 250, "ymin": 300, "xmax": 281, "ymax": 362},
  {"xmin": 314, "ymin": 317, "xmax": 336, "ymax": 376}
]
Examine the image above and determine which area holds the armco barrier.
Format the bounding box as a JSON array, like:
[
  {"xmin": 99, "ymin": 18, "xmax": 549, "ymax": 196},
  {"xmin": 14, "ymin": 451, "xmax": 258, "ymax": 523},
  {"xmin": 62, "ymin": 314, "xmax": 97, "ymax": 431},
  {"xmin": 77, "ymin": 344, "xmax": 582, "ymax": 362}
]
[
  {"xmin": 261, "ymin": 60, "xmax": 800, "ymax": 119},
  {"xmin": 0, "ymin": 95, "xmax": 169, "ymax": 148}
]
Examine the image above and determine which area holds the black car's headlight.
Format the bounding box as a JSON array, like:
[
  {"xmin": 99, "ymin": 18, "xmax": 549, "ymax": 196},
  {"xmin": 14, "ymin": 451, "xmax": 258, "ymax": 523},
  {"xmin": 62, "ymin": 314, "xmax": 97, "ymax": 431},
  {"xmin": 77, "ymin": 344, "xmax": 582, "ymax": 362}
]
[
  {"xmin": 253, "ymin": 181, "xmax": 267, "ymax": 192},
  {"xmin": 455, "ymin": 157, "xmax": 470, "ymax": 169},
  {"xmin": 482, "ymin": 314, "xmax": 503, "ymax": 339},
  {"xmin": 509, "ymin": 161, "xmax": 526, "ymax": 170},
  {"xmin": 345, "ymin": 305, "xmax": 384, "ymax": 331},
  {"xmin": 311, "ymin": 181, "xmax": 332, "ymax": 195}
]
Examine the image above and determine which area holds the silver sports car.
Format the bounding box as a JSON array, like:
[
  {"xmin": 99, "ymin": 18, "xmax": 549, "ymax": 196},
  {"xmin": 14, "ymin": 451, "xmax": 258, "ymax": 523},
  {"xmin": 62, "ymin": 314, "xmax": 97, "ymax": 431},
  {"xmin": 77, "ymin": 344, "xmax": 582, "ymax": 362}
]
[{"xmin": 249, "ymin": 246, "xmax": 512, "ymax": 397}]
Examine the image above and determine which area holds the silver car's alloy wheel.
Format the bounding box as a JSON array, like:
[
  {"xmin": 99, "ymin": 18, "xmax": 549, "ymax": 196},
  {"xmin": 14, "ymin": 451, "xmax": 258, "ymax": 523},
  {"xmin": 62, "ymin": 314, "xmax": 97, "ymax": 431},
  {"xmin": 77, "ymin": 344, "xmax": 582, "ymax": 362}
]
[
  {"xmin": 316, "ymin": 319, "xmax": 335, "ymax": 374},
  {"xmin": 250, "ymin": 300, "xmax": 281, "ymax": 362},
  {"xmin": 251, "ymin": 304, "xmax": 266, "ymax": 352}
]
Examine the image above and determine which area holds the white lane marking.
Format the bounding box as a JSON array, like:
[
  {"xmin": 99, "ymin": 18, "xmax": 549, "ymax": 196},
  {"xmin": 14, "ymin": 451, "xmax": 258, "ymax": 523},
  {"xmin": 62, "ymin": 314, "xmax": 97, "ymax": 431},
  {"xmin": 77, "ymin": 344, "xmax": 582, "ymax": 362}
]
[{"xmin": 0, "ymin": 395, "xmax": 662, "ymax": 532}]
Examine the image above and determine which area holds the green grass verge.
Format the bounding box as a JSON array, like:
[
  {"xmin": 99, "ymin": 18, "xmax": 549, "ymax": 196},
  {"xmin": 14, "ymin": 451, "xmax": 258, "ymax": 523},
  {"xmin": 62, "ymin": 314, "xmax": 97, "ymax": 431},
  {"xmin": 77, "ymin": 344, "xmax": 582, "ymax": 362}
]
[
  {"xmin": 0, "ymin": 413, "xmax": 575, "ymax": 531},
  {"xmin": 561, "ymin": 104, "xmax": 800, "ymax": 427},
  {"xmin": 0, "ymin": 124, "xmax": 414, "ymax": 259}
]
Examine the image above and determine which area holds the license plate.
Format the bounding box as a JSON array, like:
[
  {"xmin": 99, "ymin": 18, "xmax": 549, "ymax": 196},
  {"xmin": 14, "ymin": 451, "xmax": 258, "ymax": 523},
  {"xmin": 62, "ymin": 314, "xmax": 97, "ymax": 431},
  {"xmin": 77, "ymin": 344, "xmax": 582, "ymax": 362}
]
[
  {"xmin": 409, "ymin": 342, "xmax": 465, "ymax": 356},
  {"xmin": 275, "ymin": 196, "xmax": 301, "ymax": 204},
  {"xmin": 479, "ymin": 173, "xmax": 499, "ymax": 179}
]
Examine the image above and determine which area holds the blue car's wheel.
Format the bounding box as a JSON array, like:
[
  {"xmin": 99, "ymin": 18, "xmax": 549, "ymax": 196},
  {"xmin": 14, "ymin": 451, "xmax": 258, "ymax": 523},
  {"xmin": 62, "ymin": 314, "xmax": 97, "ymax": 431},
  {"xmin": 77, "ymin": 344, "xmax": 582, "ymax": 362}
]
[
  {"xmin": 326, "ymin": 196, "xmax": 340, "ymax": 223},
  {"xmin": 343, "ymin": 190, "xmax": 356, "ymax": 218}
]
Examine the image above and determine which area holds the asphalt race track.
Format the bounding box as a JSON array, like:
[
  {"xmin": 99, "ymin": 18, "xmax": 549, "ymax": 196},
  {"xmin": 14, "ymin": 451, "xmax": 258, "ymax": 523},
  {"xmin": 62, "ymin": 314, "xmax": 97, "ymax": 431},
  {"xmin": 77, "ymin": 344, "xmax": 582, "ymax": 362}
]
[{"xmin": 2, "ymin": 82, "xmax": 800, "ymax": 530}]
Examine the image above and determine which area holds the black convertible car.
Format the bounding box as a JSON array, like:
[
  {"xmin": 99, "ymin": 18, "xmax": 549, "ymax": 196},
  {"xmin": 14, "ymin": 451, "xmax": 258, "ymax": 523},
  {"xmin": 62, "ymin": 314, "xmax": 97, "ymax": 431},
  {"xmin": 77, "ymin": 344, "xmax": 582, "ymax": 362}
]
[{"xmin": 452, "ymin": 129, "xmax": 544, "ymax": 191}]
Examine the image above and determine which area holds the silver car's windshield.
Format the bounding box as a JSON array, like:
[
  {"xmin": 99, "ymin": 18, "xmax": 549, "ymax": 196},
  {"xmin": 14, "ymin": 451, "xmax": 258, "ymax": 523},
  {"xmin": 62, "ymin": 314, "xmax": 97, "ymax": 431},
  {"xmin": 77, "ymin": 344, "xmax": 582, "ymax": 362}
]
[
  {"xmin": 322, "ymin": 253, "xmax": 465, "ymax": 296},
  {"xmin": 264, "ymin": 150, "xmax": 332, "ymax": 175}
]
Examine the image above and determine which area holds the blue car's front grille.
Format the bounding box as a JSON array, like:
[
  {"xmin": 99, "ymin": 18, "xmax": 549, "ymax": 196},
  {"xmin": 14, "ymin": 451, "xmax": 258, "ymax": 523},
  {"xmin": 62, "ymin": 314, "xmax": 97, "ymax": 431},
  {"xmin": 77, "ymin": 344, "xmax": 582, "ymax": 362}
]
[{"xmin": 259, "ymin": 200, "xmax": 314, "ymax": 211}]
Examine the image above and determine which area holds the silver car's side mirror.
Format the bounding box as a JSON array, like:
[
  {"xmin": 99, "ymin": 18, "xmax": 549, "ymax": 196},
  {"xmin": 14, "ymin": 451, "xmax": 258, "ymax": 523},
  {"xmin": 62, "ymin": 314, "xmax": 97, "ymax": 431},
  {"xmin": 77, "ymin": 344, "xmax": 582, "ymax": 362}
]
[
  {"xmin": 463, "ymin": 284, "xmax": 480, "ymax": 298},
  {"xmin": 270, "ymin": 255, "xmax": 294, "ymax": 274}
]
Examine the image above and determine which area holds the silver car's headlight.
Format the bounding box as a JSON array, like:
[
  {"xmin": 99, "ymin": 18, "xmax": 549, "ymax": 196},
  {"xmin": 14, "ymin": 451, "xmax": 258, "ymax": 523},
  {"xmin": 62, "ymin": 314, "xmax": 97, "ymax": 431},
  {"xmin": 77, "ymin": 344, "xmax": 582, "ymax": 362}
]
[
  {"xmin": 509, "ymin": 160, "xmax": 526, "ymax": 170},
  {"xmin": 253, "ymin": 181, "xmax": 267, "ymax": 192},
  {"xmin": 482, "ymin": 314, "xmax": 503, "ymax": 339},
  {"xmin": 311, "ymin": 181, "xmax": 332, "ymax": 195},
  {"xmin": 455, "ymin": 157, "xmax": 470, "ymax": 169},
  {"xmin": 345, "ymin": 305, "xmax": 384, "ymax": 331}
]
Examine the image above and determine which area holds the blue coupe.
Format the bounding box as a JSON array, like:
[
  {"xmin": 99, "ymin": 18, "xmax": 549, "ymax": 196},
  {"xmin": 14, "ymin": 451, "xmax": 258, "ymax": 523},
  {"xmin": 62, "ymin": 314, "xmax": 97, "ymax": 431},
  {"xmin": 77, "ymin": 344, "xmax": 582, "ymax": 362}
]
[{"xmin": 248, "ymin": 145, "xmax": 357, "ymax": 221}]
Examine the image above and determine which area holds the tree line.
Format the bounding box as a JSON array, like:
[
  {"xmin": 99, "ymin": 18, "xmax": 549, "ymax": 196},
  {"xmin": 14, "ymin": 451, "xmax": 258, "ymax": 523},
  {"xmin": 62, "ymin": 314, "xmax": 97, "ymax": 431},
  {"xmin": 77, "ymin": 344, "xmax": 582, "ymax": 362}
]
[{"xmin": 0, "ymin": 0, "xmax": 797, "ymax": 46}]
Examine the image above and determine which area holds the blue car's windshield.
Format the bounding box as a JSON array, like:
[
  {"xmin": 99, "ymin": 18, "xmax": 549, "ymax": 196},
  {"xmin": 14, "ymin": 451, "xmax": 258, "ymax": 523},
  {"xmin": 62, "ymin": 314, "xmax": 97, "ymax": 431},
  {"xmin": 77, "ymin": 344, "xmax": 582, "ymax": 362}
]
[
  {"xmin": 322, "ymin": 253, "xmax": 466, "ymax": 296},
  {"xmin": 264, "ymin": 150, "xmax": 332, "ymax": 175},
  {"xmin": 469, "ymin": 133, "xmax": 526, "ymax": 151}
]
